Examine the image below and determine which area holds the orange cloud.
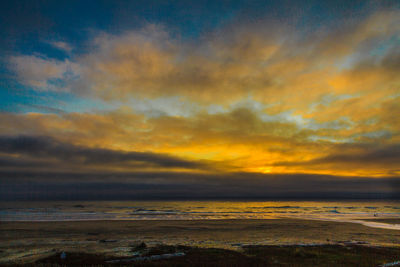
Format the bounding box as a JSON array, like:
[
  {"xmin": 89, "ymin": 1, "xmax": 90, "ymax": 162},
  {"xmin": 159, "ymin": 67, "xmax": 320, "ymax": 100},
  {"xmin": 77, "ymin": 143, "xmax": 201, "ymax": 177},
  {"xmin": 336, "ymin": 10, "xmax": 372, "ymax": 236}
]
[{"xmin": 3, "ymin": 9, "xmax": 400, "ymax": 180}]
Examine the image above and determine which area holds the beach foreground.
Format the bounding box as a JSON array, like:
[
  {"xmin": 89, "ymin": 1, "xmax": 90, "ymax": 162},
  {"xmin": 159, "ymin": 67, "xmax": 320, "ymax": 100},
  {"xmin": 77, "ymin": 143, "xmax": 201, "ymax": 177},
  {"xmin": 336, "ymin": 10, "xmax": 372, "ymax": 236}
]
[{"xmin": 1, "ymin": 219, "xmax": 400, "ymax": 266}]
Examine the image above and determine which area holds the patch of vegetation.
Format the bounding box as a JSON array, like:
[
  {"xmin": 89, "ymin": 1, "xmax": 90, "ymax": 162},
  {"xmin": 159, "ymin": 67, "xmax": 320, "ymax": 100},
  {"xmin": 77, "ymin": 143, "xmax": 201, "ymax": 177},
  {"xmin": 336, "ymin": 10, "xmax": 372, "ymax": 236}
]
[
  {"xmin": 243, "ymin": 245, "xmax": 400, "ymax": 266},
  {"xmin": 27, "ymin": 244, "xmax": 400, "ymax": 267},
  {"xmin": 31, "ymin": 252, "xmax": 109, "ymax": 266}
]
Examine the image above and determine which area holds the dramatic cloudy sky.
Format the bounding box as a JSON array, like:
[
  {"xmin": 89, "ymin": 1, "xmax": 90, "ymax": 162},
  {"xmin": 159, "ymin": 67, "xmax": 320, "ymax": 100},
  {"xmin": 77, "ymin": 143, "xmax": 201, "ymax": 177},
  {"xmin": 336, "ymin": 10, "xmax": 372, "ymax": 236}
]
[{"xmin": 0, "ymin": 0, "xmax": 399, "ymax": 200}]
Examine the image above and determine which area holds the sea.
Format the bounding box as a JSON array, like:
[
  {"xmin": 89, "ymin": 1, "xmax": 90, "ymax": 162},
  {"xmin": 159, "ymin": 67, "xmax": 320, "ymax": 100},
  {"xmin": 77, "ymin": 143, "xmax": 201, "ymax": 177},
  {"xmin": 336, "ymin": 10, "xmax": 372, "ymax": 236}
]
[{"xmin": 1, "ymin": 200, "xmax": 399, "ymax": 225}]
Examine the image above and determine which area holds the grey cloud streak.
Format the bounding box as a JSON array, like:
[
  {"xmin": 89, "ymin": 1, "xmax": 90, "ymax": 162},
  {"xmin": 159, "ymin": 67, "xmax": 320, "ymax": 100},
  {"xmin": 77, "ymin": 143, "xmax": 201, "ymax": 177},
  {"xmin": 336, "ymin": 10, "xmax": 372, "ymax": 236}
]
[
  {"xmin": 0, "ymin": 135, "xmax": 204, "ymax": 170},
  {"xmin": 273, "ymin": 143, "xmax": 400, "ymax": 168}
]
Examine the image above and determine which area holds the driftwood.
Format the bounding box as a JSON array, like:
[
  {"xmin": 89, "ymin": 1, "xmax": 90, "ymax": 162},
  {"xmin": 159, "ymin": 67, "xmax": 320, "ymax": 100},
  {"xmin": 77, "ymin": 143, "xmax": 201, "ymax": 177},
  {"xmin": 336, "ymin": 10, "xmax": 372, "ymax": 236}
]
[{"xmin": 106, "ymin": 252, "xmax": 185, "ymax": 263}]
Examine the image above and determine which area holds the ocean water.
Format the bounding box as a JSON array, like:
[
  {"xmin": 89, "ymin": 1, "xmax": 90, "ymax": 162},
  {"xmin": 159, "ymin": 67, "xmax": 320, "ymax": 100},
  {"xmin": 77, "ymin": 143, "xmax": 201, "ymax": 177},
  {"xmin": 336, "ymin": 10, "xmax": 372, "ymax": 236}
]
[{"xmin": 1, "ymin": 200, "xmax": 399, "ymax": 223}]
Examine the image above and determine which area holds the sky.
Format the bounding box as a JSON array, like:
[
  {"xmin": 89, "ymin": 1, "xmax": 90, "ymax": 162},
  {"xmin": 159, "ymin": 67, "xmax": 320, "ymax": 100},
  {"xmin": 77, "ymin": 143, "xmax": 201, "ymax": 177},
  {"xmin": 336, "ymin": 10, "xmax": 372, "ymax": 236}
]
[{"xmin": 0, "ymin": 0, "xmax": 399, "ymax": 200}]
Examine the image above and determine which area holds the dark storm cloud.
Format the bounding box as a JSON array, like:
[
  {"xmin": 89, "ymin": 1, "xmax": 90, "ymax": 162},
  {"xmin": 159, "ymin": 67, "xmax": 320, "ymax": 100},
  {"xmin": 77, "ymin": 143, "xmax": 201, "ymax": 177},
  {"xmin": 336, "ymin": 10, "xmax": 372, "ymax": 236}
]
[
  {"xmin": 0, "ymin": 135, "xmax": 203, "ymax": 169},
  {"xmin": 0, "ymin": 170, "xmax": 399, "ymax": 200},
  {"xmin": 0, "ymin": 136, "xmax": 399, "ymax": 200}
]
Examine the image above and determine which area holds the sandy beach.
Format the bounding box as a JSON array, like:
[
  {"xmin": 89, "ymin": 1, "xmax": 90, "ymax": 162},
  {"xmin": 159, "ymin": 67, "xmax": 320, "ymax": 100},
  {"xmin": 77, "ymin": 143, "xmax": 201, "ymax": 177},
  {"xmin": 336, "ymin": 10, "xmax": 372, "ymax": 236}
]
[{"xmin": 1, "ymin": 218, "xmax": 400, "ymax": 265}]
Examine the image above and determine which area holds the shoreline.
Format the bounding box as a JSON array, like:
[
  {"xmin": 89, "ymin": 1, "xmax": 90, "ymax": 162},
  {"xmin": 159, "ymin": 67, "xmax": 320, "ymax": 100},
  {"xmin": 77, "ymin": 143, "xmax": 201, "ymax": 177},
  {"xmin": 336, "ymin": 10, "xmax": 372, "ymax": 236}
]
[{"xmin": 1, "ymin": 216, "xmax": 400, "ymax": 230}]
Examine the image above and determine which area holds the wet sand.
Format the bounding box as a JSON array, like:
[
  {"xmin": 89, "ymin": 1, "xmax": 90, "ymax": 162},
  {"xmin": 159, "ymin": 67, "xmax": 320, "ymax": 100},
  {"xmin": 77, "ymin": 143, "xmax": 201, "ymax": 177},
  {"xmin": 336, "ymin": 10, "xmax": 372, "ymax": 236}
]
[{"xmin": 1, "ymin": 218, "xmax": 400, "ymax": 264}]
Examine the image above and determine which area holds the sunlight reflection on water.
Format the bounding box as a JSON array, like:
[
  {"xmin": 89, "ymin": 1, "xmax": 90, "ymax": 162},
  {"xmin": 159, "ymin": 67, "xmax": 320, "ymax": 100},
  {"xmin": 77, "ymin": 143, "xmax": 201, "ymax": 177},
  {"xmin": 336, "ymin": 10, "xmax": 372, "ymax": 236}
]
[{"xmin": 1, "ymin": 200, "xmax": 399, "ymax": 224}]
